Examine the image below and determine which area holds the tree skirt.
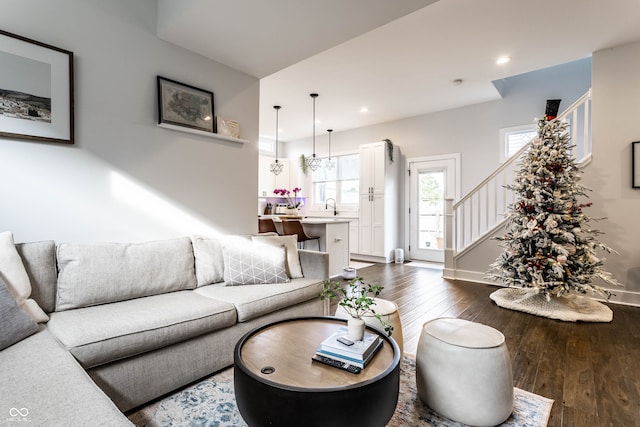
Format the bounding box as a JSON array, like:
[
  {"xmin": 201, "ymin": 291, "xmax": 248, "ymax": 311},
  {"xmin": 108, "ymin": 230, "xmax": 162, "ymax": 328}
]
[
  {"xmin": 490, "ymin": 287, "xmax": 613, "ymax": 322},
  {"xmin": 128, "ymin": 355, "xmax": 554, "ymax": 427}
]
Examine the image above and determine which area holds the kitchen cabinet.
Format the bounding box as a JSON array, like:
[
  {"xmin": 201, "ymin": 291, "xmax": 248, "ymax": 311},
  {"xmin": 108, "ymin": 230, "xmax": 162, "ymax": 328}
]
[
  {"xmin": 354, "ymin": 141, "xmax": 400, "ymax": 263},
  {"xmin": 348, "ymin": 219, "xmax": 359, "ymax": 254}
]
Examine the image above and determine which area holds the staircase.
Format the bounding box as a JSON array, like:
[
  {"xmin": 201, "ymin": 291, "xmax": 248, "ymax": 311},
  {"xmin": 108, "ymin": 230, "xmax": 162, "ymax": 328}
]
[{"xmin": 443, "ymin": 90, "xmax": 592, "ymax": 277}]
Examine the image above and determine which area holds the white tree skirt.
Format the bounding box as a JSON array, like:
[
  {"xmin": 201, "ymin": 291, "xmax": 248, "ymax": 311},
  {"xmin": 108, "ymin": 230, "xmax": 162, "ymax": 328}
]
[{"xmin": 490, "ymin": 287, "xmax": 613, "ymax": 322}]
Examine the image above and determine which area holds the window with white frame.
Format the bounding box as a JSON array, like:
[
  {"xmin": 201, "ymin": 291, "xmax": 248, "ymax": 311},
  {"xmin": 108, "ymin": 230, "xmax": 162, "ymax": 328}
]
[
  {"xmin": 499, "ymin": 124, "xmax": 537, "ymax": 162},
  {"xmin": 311, "ymin": 154, "xmax": 359, "ymax": 206},
  {"xmin": 259, "ymin": 139, "xmax": 275, "ymax": 154}
]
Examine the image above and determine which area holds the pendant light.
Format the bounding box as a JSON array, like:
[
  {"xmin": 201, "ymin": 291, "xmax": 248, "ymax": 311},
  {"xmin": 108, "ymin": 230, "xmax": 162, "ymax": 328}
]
[
  {"xmin": 269, "ymin": 105, "xmax": 284, "ymax": 176},
  {"xmin": 306, "ymin": 93, "xmax": 322, "ymax": 172},
  {"xmin": 324, "ymin": 129, "xmax": 335, "ymax": 170}
]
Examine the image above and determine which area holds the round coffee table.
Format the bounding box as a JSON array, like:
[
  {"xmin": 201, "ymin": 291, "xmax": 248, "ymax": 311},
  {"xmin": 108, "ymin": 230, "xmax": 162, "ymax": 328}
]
[{"xmin": 234, "ymin": 316, "xmax": 401, "ymax": 427}]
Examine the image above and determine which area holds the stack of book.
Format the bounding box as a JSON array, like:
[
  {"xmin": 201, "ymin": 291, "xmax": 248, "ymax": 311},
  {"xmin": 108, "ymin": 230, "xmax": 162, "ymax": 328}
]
[{"xmin": 316, "ymin": 326, "xmax": 383, "ymax": 369}]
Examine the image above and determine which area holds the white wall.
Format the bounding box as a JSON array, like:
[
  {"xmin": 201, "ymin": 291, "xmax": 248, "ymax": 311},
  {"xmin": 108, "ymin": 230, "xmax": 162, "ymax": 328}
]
[
  {"xmin": 588, "ymin": 40, "xmax": 640, "ymax": 303},
  {"xmin": 0, "ymin": 0, "xmax": 259, "ymax": 243}
]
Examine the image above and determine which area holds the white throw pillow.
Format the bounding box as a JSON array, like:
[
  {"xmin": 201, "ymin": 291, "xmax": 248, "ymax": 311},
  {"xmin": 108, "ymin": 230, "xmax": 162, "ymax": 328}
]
[
  {"xmin": 0, "ymin": 231, "xmax": 49, "ymax": 323},
  {"xmin": 251, "ymin": 234, "xmax": 303, "ymax": 279},
  {"xmin": 223, "ymin": 244, "xmax": 289, "ymax": 286}
]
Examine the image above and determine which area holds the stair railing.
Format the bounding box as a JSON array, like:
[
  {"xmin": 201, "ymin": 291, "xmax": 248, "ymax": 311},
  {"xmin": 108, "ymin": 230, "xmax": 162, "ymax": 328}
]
[{"xmin": 447, "ymin": 89, "xmax": 592, "ymax": 260}]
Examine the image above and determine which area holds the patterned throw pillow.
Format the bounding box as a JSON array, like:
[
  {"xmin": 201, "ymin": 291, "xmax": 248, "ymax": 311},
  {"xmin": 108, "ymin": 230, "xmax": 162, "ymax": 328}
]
[{"xmin": 222, "ymin": 244, "xmax": 290, "ymax": 286}]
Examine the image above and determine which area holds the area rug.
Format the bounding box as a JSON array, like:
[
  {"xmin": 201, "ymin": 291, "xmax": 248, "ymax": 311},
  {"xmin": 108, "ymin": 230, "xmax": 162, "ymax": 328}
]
[
  {"xmin": 490, "ymin": 287, "xmax": 613, "ymax": 322},
  {"xmin": 128, "ymin": 355, "xmax": 553, "ymax": 427}
]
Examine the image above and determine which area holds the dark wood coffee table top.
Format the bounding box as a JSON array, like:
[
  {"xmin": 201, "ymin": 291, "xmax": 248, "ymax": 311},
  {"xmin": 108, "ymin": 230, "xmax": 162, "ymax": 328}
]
[{"xmin": 238, "ymin": 317, "xmax": 396, "ymax": 390}]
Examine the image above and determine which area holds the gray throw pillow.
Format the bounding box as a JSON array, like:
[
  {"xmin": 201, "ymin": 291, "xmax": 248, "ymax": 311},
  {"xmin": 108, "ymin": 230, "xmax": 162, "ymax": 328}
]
[
  {"xmin": 0, "ymin": 277, "xmax": 39, "ymax": 351},
  {"xmin": 223, "ymin": 244, "xmax": 290, "ymax": 286}
]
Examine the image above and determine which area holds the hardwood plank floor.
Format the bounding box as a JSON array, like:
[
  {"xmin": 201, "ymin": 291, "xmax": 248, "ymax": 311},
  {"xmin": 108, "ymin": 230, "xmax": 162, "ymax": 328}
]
[{"xmin": 330, "ymin": 262, "xmax": 640, "ymax": 427}]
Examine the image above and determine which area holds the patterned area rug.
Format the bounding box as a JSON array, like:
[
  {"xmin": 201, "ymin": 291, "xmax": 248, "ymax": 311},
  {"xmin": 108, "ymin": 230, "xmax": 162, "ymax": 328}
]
[
  {"xmin": 128, "ymin": 355, "xmax": 553, "ymax": 427},
  {"xmin": 490, "ymin": 287, "xmax": 613, "ymax": 322}
]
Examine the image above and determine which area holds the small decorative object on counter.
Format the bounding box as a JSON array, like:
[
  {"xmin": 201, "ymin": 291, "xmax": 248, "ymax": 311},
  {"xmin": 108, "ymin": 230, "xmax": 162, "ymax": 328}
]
[{"xmin": 320, "ymin": 277, "xmax": 393, "ymax": 340}]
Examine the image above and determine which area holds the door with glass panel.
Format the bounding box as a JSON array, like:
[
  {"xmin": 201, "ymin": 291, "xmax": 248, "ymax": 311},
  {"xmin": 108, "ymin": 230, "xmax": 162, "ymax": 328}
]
[{"xmin": 409, "ymin": 157, "xmax": 457, "ymax": 263}]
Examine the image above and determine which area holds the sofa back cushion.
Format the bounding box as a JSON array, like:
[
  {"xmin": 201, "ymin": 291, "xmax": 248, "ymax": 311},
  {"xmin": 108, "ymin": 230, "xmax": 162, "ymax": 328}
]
[
  {"xmin": 56, "ymin": 237, "xmax": 196, "ymax": 311},
  {"xmin": 192, "ymin": 235, "xmax": 250, "ymax": 286},
  {"xmin": 16, "ymin": 240, "xmax": 58, "ymax": 314}
]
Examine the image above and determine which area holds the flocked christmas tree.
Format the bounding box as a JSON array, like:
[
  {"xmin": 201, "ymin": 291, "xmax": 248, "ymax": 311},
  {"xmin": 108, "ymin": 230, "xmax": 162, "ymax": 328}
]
[{"xmin": 487, "ymin": 99, "xmax": 621, "ymax": 299}]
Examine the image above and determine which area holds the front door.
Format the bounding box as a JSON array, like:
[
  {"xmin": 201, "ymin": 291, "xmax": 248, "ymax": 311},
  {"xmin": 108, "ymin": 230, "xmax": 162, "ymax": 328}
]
[{"xmin": 408, "ymin": 156, "xmax": 458, "ymax": 262}]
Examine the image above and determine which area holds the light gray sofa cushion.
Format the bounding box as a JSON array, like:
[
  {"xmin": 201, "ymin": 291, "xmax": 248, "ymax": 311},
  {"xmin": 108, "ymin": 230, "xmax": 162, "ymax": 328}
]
[
  {"xmin": 0, "ymin": 277, "xmax": 39, "ymax": 351},
  {"xmin": 252, "ymin": 234, "xmax": 304, "ymax": 279},
  {"xmin": 56, "ymin": 237, "xmax": 197, "ymax": 311},
  {"xmin": 47, "ymin": 291, "xmax": 236, "ymax": 369},
  {"xmin": 0, "ymin": 328, "xmax": 132, "ymax": 426},
  {"xmin": 191, "ymin": 235, "xmax": 250, "ymax": 286},
  {"xmin": 194, "ymin": 278, "xmax": 323, "ymax": 322},
  {"xmin": 16, "ymin": 240, "xmax": 57, "ymax": 314}
]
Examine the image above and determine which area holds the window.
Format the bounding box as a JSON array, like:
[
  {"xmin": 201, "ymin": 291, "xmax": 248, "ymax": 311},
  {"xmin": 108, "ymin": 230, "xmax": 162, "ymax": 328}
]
[
  {"xmin": 499, "ymin": 125, "xmax": 537, "ymax": 162},
  {"xmin": 312, "ymin": 154, "xmax": 359, "ymax": 205}
]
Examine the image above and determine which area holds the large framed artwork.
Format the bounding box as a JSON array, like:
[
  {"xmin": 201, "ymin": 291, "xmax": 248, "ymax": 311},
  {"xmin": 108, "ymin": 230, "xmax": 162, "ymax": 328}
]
[
  {"xmin": 633, "ymin": 142, "xmax": 640, "ymax": 189},
  {"xmin": 0, "ymin": 30, "xmax": 74, "ymax": 144},
  {"xmin": 157, "ymin": 76, "xmax": 215, "ymax": 134}
]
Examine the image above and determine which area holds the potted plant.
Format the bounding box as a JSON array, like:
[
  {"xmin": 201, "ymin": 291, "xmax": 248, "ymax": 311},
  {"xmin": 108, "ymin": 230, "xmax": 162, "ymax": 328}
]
[{"xmin": 320, "ymin": 277, "xmax": 393, "ymax": 340}]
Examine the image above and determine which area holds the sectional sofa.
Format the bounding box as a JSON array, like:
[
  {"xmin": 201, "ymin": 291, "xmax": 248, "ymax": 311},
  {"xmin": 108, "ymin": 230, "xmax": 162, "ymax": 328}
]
[{"xmin": 0, "ymin": 232, "xmax": 327, "ymax": 426}]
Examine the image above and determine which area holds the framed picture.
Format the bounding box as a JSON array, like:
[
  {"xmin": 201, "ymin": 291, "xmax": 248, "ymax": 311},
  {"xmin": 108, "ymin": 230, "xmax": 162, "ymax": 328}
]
[
  {"xmin": 157, "ymin": 76, "xmax": 215, "ymax": 134},
  {"xmin": 633, "ymin": 142, "xmax": 640, "ymax": 188},
  {"xmin": 0, "ymin": 30, "xmax": 74, "ymax": 144}
]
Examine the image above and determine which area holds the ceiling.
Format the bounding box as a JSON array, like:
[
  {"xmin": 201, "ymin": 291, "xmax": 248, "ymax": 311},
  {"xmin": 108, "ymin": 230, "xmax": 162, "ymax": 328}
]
[{"xmin": 157, "ymin": 0, "xmax": 640, "ymax": 142}]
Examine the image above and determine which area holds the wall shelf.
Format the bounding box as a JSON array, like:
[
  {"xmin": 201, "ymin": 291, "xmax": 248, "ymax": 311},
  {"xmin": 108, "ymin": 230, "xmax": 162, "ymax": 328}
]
[{"xmin": 158, "ymin": 123, "xmax": 248, "ymax": 143}]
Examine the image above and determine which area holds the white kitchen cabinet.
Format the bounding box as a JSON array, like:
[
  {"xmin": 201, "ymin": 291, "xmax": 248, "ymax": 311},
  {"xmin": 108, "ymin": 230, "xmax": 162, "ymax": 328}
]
[
  {"xmin": 354, "ymin": 141, "xmax": 400, "ymax": 263},
  {"xmin": 298, "ymin": 220, "xmax": 350, "ymax": 277},
  {"xmin": 348, "ymin": 219, "xmax": 359, "ymax": 254}
]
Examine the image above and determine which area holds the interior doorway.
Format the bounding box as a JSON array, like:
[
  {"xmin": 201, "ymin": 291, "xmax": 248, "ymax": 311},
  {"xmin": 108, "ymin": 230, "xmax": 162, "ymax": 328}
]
[{"xmin": 408, "ymin": 155, "xmax": 459, "ymax": 263}]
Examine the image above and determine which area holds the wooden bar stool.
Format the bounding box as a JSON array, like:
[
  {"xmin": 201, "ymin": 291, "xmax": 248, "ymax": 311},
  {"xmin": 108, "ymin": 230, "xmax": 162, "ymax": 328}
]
[
  {"xmin": 281, "ymin": 220, "xmax": 320, "ymax": 250},
  {"xmin": 258, "ymin": 218, "xmax": 278, "ymax": 234}
]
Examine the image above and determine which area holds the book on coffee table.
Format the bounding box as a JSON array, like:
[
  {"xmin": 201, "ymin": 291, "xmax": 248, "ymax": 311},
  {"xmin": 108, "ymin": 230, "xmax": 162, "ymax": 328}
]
[
  {"xmin": 317, "ymin": 327, "xmax": 383, "ymax": 368},
  {"xmin": 316, "ymin": 338, "xmax": 383, "ymax": 369}
]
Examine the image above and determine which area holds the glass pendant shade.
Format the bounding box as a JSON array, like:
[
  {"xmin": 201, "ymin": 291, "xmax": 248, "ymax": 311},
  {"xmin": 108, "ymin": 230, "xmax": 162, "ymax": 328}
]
[
  {"xmin": 270, "ymin": 105, "xmax": 283, "ymax": 175},
  {"xmin": 324, "ymin": 128, "xmax": 335, "ymax": 170},
  {"xmin": 306, "ymin": 93, "xmax": 321, "ymax": 172}
]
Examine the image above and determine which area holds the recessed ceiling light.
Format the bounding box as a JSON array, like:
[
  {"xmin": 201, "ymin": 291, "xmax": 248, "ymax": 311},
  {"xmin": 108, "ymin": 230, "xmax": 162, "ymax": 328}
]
[
  {"xmin": 496, "ymin": 56, "xmax": 511, "ymax": 65},
  {"xmin": 452, "ymin": 78, "xmax": 463, "ymax": 86},
  {"xmin": 360, "ymin": 107, "xmax": 369, "ymax": 113}
]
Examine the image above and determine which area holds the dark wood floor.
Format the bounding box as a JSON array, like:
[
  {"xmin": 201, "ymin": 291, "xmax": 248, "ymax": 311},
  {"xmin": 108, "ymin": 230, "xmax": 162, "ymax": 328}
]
[{"xmin": 331, "ymin": 262, "xmax": 640, "ymax": 427}]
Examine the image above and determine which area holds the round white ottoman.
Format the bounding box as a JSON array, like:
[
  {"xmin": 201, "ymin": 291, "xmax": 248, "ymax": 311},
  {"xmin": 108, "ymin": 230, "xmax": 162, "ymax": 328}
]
[
  {"xmin": 416, "ymin": 318, "xmax": 513, "ymax": 426},
  {"xmin": 334, "ymin": 298, "xmax": 404, "ymax": 355}
]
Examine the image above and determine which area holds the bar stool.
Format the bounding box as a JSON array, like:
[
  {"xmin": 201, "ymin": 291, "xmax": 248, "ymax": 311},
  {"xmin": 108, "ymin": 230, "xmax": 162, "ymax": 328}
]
[
  {"xmin": 258, "ymin": 218, "xmax": 278, "ymax": 234},
  {"xmin": 281, "ymin": 220, "xmax": 320, "ymax": 250}
]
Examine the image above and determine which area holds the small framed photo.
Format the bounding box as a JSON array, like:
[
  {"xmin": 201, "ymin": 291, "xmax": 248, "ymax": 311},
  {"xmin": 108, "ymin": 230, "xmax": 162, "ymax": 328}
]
[
  {"xmin": 633, "ymin": 142, "xmax": 640, "ymax": 188},
  {"xmin": 0, "ymin": 30, "xmax": 74, "ymax": 144},
  {"xmin": 157, "ymin": 76, "xmax": 215, "ymax": 134}
]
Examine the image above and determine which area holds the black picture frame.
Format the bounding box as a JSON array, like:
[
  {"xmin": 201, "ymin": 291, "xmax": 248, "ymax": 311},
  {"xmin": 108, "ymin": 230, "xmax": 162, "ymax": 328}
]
[
  {"xmin": 0, "ymin": 30, "xmax": 74, "ymax": 144},
  {"xmin": 633, "ymin": 142, "xmax": 640, "ymax": 189},
  {"xmin": 157, "ymin": 76, "xmax": 215, "ymax": 134}
]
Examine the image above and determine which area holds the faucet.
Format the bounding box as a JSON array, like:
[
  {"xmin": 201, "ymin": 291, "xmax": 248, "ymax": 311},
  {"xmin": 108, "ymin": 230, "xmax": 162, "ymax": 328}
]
[{"xmin": 325, "ymin": 198, "xmax": 338, "ymax": 216}]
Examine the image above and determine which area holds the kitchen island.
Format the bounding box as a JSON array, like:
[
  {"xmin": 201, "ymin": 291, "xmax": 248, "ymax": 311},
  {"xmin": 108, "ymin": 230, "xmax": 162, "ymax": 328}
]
[{"xmin": 266, "ymin": 217, "xmax": 351, "ymax": 278}]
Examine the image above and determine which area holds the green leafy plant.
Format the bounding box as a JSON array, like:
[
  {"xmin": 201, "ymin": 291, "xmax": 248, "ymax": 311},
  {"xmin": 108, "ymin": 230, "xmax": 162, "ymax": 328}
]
[
  {"xmin": 300, "ymin": 154, "xmax": 308, "ymax": 175},
  {"xmin": 320, "ymin": 277, "xmax": 393, "ymax": 336},
  {"xmin": 384, "ymin": 138, "xmax": 394, "ymax": 163}
]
